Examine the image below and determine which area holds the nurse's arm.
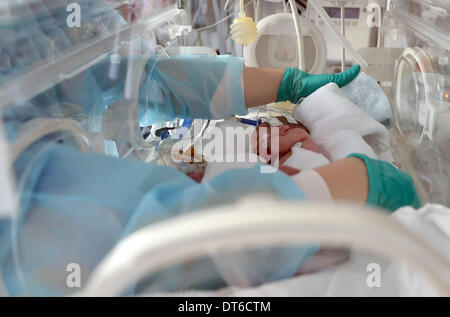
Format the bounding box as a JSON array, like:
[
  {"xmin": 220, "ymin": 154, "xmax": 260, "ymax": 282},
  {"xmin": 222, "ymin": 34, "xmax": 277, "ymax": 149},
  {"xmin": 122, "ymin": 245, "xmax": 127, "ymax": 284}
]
[
  {"xmin": 281, "ymin": 157, "xmax": 369, "ymax": 204},
  {"xmin": 243, "ymin": 67, "xmax": 284, "ymax": 107},
  {"xmin": 314, "ymin": 157, "xmax": 369, "ymax": 204}
]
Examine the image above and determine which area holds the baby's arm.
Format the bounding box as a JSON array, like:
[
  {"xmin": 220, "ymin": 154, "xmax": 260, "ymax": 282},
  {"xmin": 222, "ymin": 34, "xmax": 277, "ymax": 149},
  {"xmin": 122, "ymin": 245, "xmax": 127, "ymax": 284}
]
[
  {"xmin": 280, "ymin": 127, "xmax": 323, "ymax": 154},
  {"xmin": 314, "ymin": 157, "xmax": 369, "ymax": 203},
  {"xmin": 280, "ymin": 157, "xmax": 370, "ymax": 203}
]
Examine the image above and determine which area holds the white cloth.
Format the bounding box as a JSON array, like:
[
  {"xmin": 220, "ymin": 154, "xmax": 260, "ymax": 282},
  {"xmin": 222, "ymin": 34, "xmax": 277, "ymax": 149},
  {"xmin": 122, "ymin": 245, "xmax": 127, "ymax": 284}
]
[
  {"xmin": 204, "ymin": 160, "xmax": 332, "ymax": 202},
  {"xmin": 284, "ymin": 142, "xmax": 330, "ymax": 171},
  {"xmin": 147, "ymin": 204, "xmax": 450, "ymax": 297},
  {"xmin": 293, "ymin": 83, "xmax": 391, "ymax": 162}
]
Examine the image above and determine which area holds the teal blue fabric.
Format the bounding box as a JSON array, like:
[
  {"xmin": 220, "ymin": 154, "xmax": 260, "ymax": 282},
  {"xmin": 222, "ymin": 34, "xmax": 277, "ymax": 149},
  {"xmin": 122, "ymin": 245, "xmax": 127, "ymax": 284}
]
[
  {"xmin": 0, "ymin": 143, "xmax": 315, "ymax": 296},
  {"xmin": 65, "ymin": 53, "xmax": 248, "ymax": 131},
  {"xmin": 138, "ymin": 54, "xmax": 248, "ymax": 126},
  {"xmin": 277, "ymin": 65, "xmax": 361, "ymax": 104},
  {"xmin": 348, "ymin": 154, "xmax": 421, "ymax": 212}
]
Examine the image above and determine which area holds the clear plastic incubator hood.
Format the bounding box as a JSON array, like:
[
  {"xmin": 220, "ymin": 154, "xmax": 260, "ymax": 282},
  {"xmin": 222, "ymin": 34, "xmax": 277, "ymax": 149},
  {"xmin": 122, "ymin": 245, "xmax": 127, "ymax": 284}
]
[{"xmin": 381, "ymin": 0, "xmax": 450, "ymax": 206}]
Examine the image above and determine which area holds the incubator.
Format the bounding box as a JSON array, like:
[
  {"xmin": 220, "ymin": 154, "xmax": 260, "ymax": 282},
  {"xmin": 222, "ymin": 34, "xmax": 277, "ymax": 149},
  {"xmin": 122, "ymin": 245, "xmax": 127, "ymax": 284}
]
[{"xmin": 0, "ymin": 0, "xmax": 449, "ymax": 297}]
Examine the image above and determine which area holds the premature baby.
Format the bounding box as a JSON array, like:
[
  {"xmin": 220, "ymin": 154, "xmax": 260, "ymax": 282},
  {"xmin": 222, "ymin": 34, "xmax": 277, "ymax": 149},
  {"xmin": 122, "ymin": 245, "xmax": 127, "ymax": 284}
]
[{"xmin": 252, "ymin": 122, "xmax": 330, "ymax": 173}]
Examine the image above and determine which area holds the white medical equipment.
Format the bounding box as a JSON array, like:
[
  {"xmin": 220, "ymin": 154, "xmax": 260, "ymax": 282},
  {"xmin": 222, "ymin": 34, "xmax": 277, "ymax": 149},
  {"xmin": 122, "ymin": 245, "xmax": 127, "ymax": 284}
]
[
  {"xmin": 244, "ymin": 0, "xmax": 370, "ymax": 72},
  {"xmin": 244, "ymin": 0, "xmax": 320, "ymax": 72},
  {"xmin": 243, "ymin": 11, "xmax": 327, "ymax": 73},
  {"xmin": 307, "ymin": 0, "xmax": 386, "ymax": 66},
  {"xmin": 0, "ymin": 0, "xmax": 449, "ymax": 297}
]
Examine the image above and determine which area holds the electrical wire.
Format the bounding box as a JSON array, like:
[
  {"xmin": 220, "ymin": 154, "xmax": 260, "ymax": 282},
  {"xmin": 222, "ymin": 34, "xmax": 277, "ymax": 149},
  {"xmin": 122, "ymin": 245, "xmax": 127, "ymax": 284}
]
[
  {"xmin": 289, "ymin": 0, "xmax": 305, "ymax": 70},
  {"xmin": 192, "ymin": 0, "xmax": 253, "ymax": 32}
]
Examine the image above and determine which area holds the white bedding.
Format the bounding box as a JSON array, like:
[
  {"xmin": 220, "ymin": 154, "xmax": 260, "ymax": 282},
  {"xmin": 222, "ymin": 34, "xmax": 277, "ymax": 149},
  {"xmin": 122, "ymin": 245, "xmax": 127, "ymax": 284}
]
[
  {"xmin": 293, "ymin": 83, "xmax": 391, "ymax": 162},
  {"xmin": 145, "ymin": 204, "xmax": 450, "ymax": 297}
]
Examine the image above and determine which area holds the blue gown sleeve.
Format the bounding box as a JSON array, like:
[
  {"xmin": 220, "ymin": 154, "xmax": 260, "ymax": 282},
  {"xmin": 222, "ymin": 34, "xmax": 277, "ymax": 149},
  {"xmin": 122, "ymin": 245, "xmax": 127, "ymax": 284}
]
[{"xmin": 139, "ymin": 54, "xmax": 248, "ymax": 125}]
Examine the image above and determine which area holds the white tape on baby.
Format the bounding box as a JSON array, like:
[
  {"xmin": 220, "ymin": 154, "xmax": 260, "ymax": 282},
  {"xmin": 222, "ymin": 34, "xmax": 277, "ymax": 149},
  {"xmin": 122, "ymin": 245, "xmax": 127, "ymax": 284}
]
[{"xmin": 284, "ymin": 143, "xmax": 330, "ymax": 171}]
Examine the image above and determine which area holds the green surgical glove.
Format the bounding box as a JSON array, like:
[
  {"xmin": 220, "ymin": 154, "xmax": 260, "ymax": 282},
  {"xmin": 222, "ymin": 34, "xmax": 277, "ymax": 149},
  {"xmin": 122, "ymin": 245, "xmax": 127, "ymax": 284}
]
[
  {"xmin": 277, "ymin": 65, "xmax": 361, "ymax": 104},
  {"xmin": 348, "ymin": 154, "xmax": 421, "ymax": 212}
]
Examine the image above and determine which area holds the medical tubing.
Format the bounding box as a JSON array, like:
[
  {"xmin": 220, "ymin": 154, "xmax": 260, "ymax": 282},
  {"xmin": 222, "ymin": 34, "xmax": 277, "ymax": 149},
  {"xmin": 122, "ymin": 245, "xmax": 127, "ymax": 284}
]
[
  {"xmin": 193, "ymin": 1, "xmax": 253, "ymax": 32},
  {"xmin": 289, "ymin": 0, "xmax": 305, "ymax": 70},
  {"xmin": 240, "ymin": 0, "xmax": 245, "ymax": 17},
  {"xmin": 224, "ymin": 0, "xmax": 233, "ymax": 13},
  {"xmin": 81, "ymin": 202, "xmax": 450, "ymax": 296},
  {"xmin": 340, "ymin": 4, "xmax": 346, "ymax": 71},
  {"xmin": 255, "ymin": 0, "xmax": 261, "ymax": 22}
]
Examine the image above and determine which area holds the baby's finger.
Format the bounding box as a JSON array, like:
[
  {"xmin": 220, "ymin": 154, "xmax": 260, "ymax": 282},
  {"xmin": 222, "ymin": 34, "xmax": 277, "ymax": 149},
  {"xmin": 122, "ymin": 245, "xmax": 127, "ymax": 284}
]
[{"xmin": 279, "ymin": 165, "xmax": 301, "ymax": 176}]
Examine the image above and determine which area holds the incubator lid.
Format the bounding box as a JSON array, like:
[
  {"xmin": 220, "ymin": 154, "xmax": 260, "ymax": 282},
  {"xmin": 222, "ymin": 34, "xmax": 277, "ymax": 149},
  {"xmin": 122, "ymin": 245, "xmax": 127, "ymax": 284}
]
[
  {"xmin": 243, "ymin": 13, "xmax": 327, "ymax": 74},
  {"xmin": 0, "ymin": 0, "xmax": 180, "ymax": 110},
  {"xmin": 392, "ymin": 0, "xmax": 450, "ymax": 51}
]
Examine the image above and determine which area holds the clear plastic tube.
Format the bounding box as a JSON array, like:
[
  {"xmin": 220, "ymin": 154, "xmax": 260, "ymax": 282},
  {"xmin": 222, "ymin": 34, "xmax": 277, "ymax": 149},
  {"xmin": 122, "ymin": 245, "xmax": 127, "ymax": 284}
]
[
  {"xmin": 340, "ymin": 4, "xmax": 346, "ymax": 71},
  {"xmin": 288, "ymin": 0, "xmax": 305, "ymax": 70}
]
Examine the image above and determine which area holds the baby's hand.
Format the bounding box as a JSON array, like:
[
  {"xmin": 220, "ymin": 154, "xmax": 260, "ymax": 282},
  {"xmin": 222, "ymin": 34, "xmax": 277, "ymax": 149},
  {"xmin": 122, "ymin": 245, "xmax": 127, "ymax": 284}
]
[
  {"xmin": 252, "ymin": 124, "xmax": 310, "ymax": 163},
  {"xmin": 188, "ymin": 172, "xmax": 204, "ymax": 183},
  {"xmin": 279, "ymin": 165, "xmax": 300, "ymax": 176}
]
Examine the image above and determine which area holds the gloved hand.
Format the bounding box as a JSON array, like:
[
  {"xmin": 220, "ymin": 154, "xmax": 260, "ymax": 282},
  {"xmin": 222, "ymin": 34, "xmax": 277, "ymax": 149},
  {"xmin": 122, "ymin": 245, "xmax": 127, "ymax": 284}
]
[
  {"xmin": 348, "ymin": 154, "xmax": 421, "ymax": 212},
  {"xmin": 277, "ymin": 64, "xmax": 361, "ymax": 104}
]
